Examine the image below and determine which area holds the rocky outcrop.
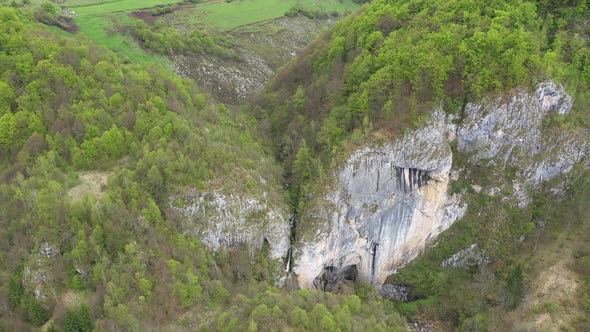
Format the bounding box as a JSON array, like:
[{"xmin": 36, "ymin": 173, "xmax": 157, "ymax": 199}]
[
  {"xmin": 441, "ymin": 244, "xmax": 489, "ymax": 268},
  {"xmin": 294, "ymin": 112, "xmax": 467, "ymax": 288},
  {"xmin": 458, "ymin": 80, "xmax": 588, "ymax": 206},
  {"xmin": 380, "ymin": 284, "xmax": 414, "ymax": 301},
  {"xmin": 293, "ymin": 81, "xmax": 588, "ymax": 290},
  {"xmin": 173, "ymin": 16, "xmax": 337, "ymax": 104},
  {"xmin": 23, "ymin": 242, "xmax": 59, "ymax": 300},
  {"xmin": 169, "ymin": 190, "xmax": 290, "ymax": 260}
]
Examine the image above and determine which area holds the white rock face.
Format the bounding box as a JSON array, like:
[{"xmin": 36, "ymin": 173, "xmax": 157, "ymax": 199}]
[
  {"xmin": 294, "ymin": 112, "xmax": 466, "ymax": 288},
  {"xmin": 458, "ymin": 80, "xmax": 588, "ymax": 206},
  {"xmin": 294, "ymin": 81, "xmax": 588, "ymax": 289},
  {"xmin": 169, "ymin": 190, "xmax": 290, "ymax": 260},
  {"xmin": 23, "ymin": 242, "xmax": 59, "ymax": 300},
  {"xmin": 441, "ymin": 244, "xmax": 489, "ymax": 268}
]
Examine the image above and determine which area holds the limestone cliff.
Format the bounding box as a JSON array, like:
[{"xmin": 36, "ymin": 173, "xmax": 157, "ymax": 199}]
[
  {"xmin": 293, "ymin": 81, "xmax": 588, "ymax": 290},
  {"xmin": 293, "ymin": 112, "xmax": 466, "ymax": 289},
  {"xmin": 169, "ymin": 189, "xmax": 290, "ymax": 260}
]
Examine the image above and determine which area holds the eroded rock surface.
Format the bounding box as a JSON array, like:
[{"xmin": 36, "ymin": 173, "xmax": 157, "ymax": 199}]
[
  {"xmin": 294, "ymin": 111, "xmax": 466, "ymax": 288},
  {"xmin": 173, "ymin": 16, "xmax": 336, "ymax": 104},
  {"xmin": 441, "ymin": 244, "xmax": 490, "ymax": 268},
  {"xmin": 294, "ymin": 81, "xmax": 588, "ymax": 289},
  {"xmin": 169, "ymin": 189, "xmax": 290, "ymax": 260}
]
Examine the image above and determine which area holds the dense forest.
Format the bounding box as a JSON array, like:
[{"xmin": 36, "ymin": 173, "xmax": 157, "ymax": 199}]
[
  {"xmin": 252, "ymin": 0, "xmax": 589, "ymax": 197},
  {"xmin": 0, "ymin": 7, "xmax": 406, "ymax": 331},
  {"xmin": 1, "ymin": 0, "xmax": 589, "ymax": 330},
  {"xmin": 248, "ymin": 0, "xmax": 590, "ymax": 329}
]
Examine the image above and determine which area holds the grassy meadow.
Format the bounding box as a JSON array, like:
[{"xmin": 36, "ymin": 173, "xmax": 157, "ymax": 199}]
[
  {"xmin": 68, "ymin": 0, "xmax": 182, "ymax": 17},
  {"xmin": 57, "ymin": 0, "xmax": 360, "ymax": 63},
  {"xmin": 191, "ymin": 0, "xmax": 360, "ymax": 30}
]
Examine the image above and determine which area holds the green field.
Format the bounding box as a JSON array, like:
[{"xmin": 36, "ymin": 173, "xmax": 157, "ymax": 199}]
[
  {"xmin": 192, "ymin": 0, "xmax": 360, "ymax": 31},
  {"xmin": 62, "ymin": 0, "xmax": 360, "ymax": 63},
  {"xmin": 76, "ymin": 15, "xmax": 172, "ymax": 64},
  {"xmin": 69, "ymin": 0, "xmax": 182, "ymax": 17}
]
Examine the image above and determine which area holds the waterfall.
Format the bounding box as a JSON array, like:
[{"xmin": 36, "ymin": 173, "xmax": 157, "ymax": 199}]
[
  {"xmin": 285, "ymin": 247, "xmax": 292, "ymax": 273},
  {"xmin": 285, "ymin": 214, "xmax": 296, "ymax": 272}
]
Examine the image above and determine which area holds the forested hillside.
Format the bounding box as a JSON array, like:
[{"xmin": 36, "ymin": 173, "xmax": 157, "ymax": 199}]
[
  {"xmin": 249, "ymin": 0, "xmax": 590, "ymax": 329},
  {"xmin": 0, "ymin": 8, "xmax": 407, "ymax": 331},
  {"xmin": 253, "ymin": 0, "xmax": 589, "ymax": 198},
  {"xmin": 1, "ymin": 0, "xmax": 590, "ymax": 330}
]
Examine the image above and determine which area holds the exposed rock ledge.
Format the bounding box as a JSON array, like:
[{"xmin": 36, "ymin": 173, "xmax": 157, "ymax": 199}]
[
  {"xmin": 168, "ymin": 189, "xmax": 290, "ymax": 260},
  {"xmin": 293, "ymin": 81, "xmax": 588, "ymax": 290},
  {"xmin": 294, "ymin": 111, "xmax": 465, "ymax": 289}
]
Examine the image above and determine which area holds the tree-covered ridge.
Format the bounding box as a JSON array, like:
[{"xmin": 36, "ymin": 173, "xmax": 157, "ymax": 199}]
[
  {"xmin": 246, "ymin": 0, "xmax": 590, "ymax": 329},
  {"xmin": 253, "ymin": 0, "xmax": 589, "ymax": 201},
  {"xmin": 0, "ymin": 7, "xmax": 410, "ymax": 331}
]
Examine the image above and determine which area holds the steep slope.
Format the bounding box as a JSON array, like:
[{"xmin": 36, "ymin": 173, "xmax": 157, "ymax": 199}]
[
  {"xmin": 173, "ymin": 16, "xmax": 340, "ymax": 104},
  {"xmin": 0, "ymin": 8, "xmax": 411, "ymax": 331},
  {"xmin": 294, "ymin": 81, "xmax": 588, "ymax": 290},
  {"xmin": 248, "ymin": 0, "xmax": 590, "ymax": 328}
]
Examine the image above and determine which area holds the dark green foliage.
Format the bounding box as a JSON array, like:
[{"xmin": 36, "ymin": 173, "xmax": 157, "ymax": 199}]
[
  {"xmin": 504, "ymin": 265, "xmax": 524, "ymax": 310},
  {"xmin": 25, "ymin": 297, "xmax": 50, "ymax": 326},
  {"xmin": 63, "ymin": 304, "xmax": 93, "ymax": 332},
  {"xmin": 7, "ymin": 273, "xmax": 23, "ymax": 308}
]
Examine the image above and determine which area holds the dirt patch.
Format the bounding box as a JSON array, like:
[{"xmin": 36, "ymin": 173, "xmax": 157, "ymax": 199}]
[
  {"xmin": 39, "ymin": 15, "xmax": 79, "ymax": 33},
  {"xmin": 509, "ymin": 227, "xmax": 583, "ymax": 331},
  {"xmin": 526, "ymin": 262, "xmax": 580, "ymax": 329},
  {"xmin": 130, "ymin": 10, "xmax": 159, "ymax": 26},
  {"xmin": 56, "ymin": 16, "xmax": 79, "ymax": 33},
  {"xmin": 68, "ymin": 171, "xmax": 110, "ymax": 200},
  {"xmin": 536, "ymin": 263, "xmax": 579, "ymax": 299},
  {"xmin": 61, "ymin": 290, "xmax": 83, "ymax": 307}
]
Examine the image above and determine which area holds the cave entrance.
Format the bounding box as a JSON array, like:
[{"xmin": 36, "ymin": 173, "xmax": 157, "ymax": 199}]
[{"xmin": 314, "ymin": 264, "xmax": 359, "ymax": 292}]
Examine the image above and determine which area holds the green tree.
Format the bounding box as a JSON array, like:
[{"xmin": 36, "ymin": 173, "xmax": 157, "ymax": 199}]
[
  {"xmin": 25, "ymin": 297, "xmax": 50, "ymax": 326},
  {"xmin": 0, "ymin": 112, "xmax": 16, "ymax": 149},
  {"xmin": 0, "ymin": 82, "xmax": 15, "ymax": 114},
  {"xmin": 63, "ymin": 304, "xmax": 93, "ymax": 332},
  {"xmin": 294, "ymin": 141, "xmax": 313, "ymax": 182},
  {"xmin": 504, "ymin": 265, "xmax": 524, "ymax": 310}
]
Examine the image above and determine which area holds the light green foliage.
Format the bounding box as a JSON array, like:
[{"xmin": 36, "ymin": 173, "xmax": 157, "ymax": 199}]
[
  {"xmin": 386, "ymin": 165, "xmax": 590, "ymax": 328},
  {"xmin": 68, "ymin": 0, "xmax": 182, "ymax": 18},
  {"xmin": 216, "ymin": 286, "xmax": 408, "ymax": 331},
  {"xmin": 69, "ymin": 0, "xmax": 359, "ymax": 65},
  {"xmin": 0, "ymin": 112, "xmax": 16, "ymax": 149},
  {"xmin": 245, "ymin": 0, "xmax": 590, "ymax": 329},
  {"xmin": 1, "ymin": 0, "xmax": 588, "ymax": 329},
  {"xmin": 251, "ymin": 0, "xmax": 590, "ymax": 273},
  {"xmin": 75, "ymin": 15, "xmax": 171, "ymax": 65},
  {"xmin": 0, "ymin": 81, "xmax": 15, "ymax": 114},
  {"xmin": 0, "ymin": 7, "xmax": 294, "ymax": 330},
  {"xmin": 131, "ymin": 19, "xmax": 238, "ymax": 59}
]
